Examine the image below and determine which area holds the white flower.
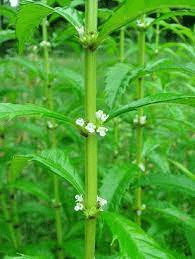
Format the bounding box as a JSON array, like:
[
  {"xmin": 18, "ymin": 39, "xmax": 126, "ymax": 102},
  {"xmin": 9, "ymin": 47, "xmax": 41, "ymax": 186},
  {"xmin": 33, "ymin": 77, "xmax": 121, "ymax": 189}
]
[
  {"xmin": 140, "ymin": 115, "xmax": 147, "ymax": 125},
  {"xmin": 96, "ymin": 110, "xmax": 109, "ymax": 122},
  {"xmin": 97, "ymin": 196, "xmax": 107, "ymax": 211},
  {"xmin": 139, "ymin": 163, "xmax": 145, "ymax": 172},
  {"xmin": 133, "ymin": 115, "xmax": 139, "ymax": 124},
  {"xmin": 96, "ymin": 110, "xmax": 104, "ymax": 120},
  {"xmin": 97, "ymin": 127, "xmax": 108, "ymax": 137},
  {"xmin": 75, "ymin": 194, "xmax": 83, "ymax": 202},
  {"xmin": 76, "ymin": 118, "xmax": 85, "ymax": 127},
  {"xmin": 101, "ymin": 113, "xmax": 109, "ymax": 122},
  {"xmin": 136, "ymin": 210, "xmax": 142, "ymax": 216},
  {"xmin": 40, "ymin": 40, "xmax": 51, "ymax": 48},
  {"xmin": 85, "ymin": 123, "xmax": 96, "ymax": 133},
  {"xmin": 74, "ymin": 203, "xmax": 84, "ymax": 211}
]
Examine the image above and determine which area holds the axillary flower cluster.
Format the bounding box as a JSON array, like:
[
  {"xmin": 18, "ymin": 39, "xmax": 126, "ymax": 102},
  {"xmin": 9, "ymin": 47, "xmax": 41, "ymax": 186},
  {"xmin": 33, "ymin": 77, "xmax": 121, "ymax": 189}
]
[
  {"xmin": 74, "ymin": 194, "xmax": 107, "ymax": 215},
  {"xmin": 76, "ymin": 110, "xmax": 109, "ymax": 137}
]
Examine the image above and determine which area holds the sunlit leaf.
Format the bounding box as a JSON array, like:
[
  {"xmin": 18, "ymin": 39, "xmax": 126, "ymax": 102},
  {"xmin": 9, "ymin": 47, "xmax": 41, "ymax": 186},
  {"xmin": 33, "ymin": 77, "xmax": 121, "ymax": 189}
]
[
  {"xmin": 103, "ymin": 212, "xmax": 174, "ymax": 258},
  {"xmin": 98, "ymin": 0, "xmax": 195, "ymax": 43},
  {"xmin": 108, "ymin": 94, "xmax": 195, "ymax": 119}
]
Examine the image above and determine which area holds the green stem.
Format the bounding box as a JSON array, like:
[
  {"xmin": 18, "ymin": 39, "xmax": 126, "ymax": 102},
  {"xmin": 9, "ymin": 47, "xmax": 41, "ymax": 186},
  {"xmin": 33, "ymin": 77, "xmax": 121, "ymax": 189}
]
[
  {"xmin": 135, "ymin": 24, "xmax": 145, "ymax": 226},
  {"xmin": 42, "ymin": 17, "xmax": 63, "ymax": 259},
  {"xmin": 1, "ymin": 193, "xmax": 18, "ymax": 250},
  {"xmin": 84, "ymin": 1, "xmax": 98, "ymax": 258},
  {"xmin": 119, "ymin": 27, "xmax": 125, "ymax": 63}
]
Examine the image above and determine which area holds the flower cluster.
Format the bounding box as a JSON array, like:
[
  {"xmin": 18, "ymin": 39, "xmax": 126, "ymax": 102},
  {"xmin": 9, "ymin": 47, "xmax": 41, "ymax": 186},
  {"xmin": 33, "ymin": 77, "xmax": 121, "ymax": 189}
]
[
  {"xmin": 74, "ymin": 194, "xmax": 107, "ymax": 213},
  {"xmin": 40, "ymin": 40, "xmax": 51, "ymax": 48},
  {"xmin": 74, "ymin": 194, "xmax": 84, "ymax": 211},
  {"xmin": 75, "ymin": 110, "xmax": 109, "ymax": 137},
  {"xmin": 136, "ymin": 19, "xmax": 151, "ymax": 30},
  {"xmin": 133, "ymin": 115, "xmax": 147, "ymax": 126},
  {"xmin": 136, "ymin": 204, "xmax": 146, "ymax": 216},
  {"xmin": 97, "ymin": 196, "xmax": 107, "ymax": 211}
]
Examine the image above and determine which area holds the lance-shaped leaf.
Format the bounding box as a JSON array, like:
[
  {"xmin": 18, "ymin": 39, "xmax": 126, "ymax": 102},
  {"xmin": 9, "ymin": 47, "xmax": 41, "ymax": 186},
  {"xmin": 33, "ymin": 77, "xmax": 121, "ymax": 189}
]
[
  {"xmin": 0, "ymin": 30, "xmax": 16, "ymax": 44},
  {"xmin": 27, "ymin": 150, "xmax": 84, "ymax": 194},
  {"xmin": 140, "ymin": 174, "xmax": 195, "ymax": 197},
  {"xmin": 169, "ymin": 159, "xmax": 195, "ymax": 180},
  {"xmin": 0, "ymin": 103, "xmax": 70, "ymax": 124},
  {"xmin": 148, "ymin": 201, "xmax": 195, "ymax": 230},
  {"xmin": 102, "ymin": 212, "xmax": 174, "ymax": 258},
  {"xmin": 16, "ymin": 1, "xmax": 84, "ymax": 52},
  {"xmin": 10, "ymin": 180, "xmax": 50, "ymax": 201},
  {"xmin": 108, "ymin": 94, "xmax": 195, "ymax": 120},
  {"xmin": 100, "ymin": 164, "xmax": 137, "ymax": 211},
  {"xmin": 105, "ymin": 63, "xmax": 130, "ymax": 109},
  {"xmin": 98, "ymin": 0, "xmax": 195, "ymax": 43}
]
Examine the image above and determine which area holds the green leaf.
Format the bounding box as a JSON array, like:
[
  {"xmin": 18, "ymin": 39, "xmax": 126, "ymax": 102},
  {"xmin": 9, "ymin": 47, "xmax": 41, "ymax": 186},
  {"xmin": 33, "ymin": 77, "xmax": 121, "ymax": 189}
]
[
  {"xmin": 0, "ymin": 30, "xmax": 16, "ymax": 44},
  {"xmin": 140, "ymin": 174, "xmax": 195, "ymax": 197},
  {"xmin": 16, "ymin": 1, "xmax": 53, "ymax": 53},
  {"xmin": 102, "ymin": 212, "xmax": 174, "ymax": 258},
  {"xmin": 108, "ymin": 94, "xmax": 195, "ymax": 120},
  {"xmin": 29, "ymin": 150, "xmax": 84, "ymax": 194},
  {"xmin": 100, "ymin": 164, "xmax": 137, "ymax": 211},
  {"xmin": 184, "ymin": 227, "xmax": 195, "ymax": 257},
  {"xmin": 0, "ymin": 103, "xmax": 70, "ymax": 124},
  {"xmin": 169, "ymin": 159, "xmax": 195, "ymax": 180},
  {"xmin": 98, "ymin": 0, "xmax": 195, "ymax": 43},
  {"xmin": 11, "ymin": 180, "xmax": 50, "ymax": 201},
  {"xmin": 149, "ymin": 201, "xmax": 195, "ymax": 230},
  {"xmin": 54, "ymin": 7, "xmax": 84, "ymax": 32},
  {"xmin": 10, "ymin": 155, "xmax": 29, "ymax": 182},
  {"xmin": 16, "ymin": 1, "xmax": 84, "ymax": 52},
  {"xmin": 105, "ymin": 63, "xmax": 130, "ymax": 109},
  {"xmin": 0, "ymin": 5, "xmax": 16, "ymax": 22}
]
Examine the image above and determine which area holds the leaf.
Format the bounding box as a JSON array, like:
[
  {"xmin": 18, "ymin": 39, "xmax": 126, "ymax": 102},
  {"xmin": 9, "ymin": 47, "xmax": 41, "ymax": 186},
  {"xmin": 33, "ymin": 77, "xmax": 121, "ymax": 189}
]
[
  {"xmin": 0, "ymin": 103, "xmax": 70, "ymax": 124},
  {"xmin": 16, "ymin": 1, "xmax": 84, "ymax": 52},
  {"xmin": 16, "ymin": 1, "xmax": 53, "ymax": 53},
  {"xmin": 10, "ymin": 155, "xmax": 29, "ymax": 182},
  {"xmin": 105, "ymin": 63, "xmax": 130, "ymax": 109},
  {"xmin": 11, "ymin": 180, "xmax": 50, "ymax": 201},
  {"xmin": 184, "ymin": 227, "xmax": 195, "ymax": 257},
  {"xmin": 98, "ymin": 0, "xmax": 195, "ymax": 43},
  {"xmin": 102, "ymin": 212, "xmax": 174, "ymax": 258},
  {"xmin": 29, "ymin": 150, "xmax": 84, "ymax": 194},
  {"xmin": 169, "ymin": 159, "xmax": 195, "ymax": 180},
  {"xmin": 100, "ymin": 164, "xmax": 137, "ymax": 211},
  {"xmin": 140, "ymin": 174, "xmax": 195, "ymax": 197},
  {"xmin": 0, "ymin": 30, "xmax": 16, "ymax": 44},
  {"xmin": 54, "ymin": 7, "xmax": 84, "ymax": 32},
  {"xmin": 149, "ymin": 201, "xmax": 195, "ymax": 230},
  {"xmin": 0, "ymin": 5, "xmax": 16, "ymax": 23},
  {"xmin": 108, "ymin": 94, "xmax": 195, "ymax": 120},
  {"xmin": 148, "ymin": 152, "xmax": 170, "ymax": 174}
]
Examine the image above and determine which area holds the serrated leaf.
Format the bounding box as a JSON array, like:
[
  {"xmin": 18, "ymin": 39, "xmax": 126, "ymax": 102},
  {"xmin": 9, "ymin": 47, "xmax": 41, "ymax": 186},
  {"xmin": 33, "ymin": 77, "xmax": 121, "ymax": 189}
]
[
  {"xmin": 0, "ymin": 103, "xmax": 70, "ymax": 124},
  {"xmin": 108, "ymin": 94, "xmax": 195, "ymax": 120},
  {"xmin": 102, "ymin": 212, "xmax": 174, "ymax": 258},
  {"xmin": 98, "ymin": 0, "xmax": 195, "ymax": 43},
  {"xmin": 29, "ymin": 150, "xmax": 84, "ymax": 194},
  {"xmin": 140, "ymin": 174, "xmax": 195, "ymax": 197},
  {"xmin": 16, "ymin": 1, "xmax": 53, "ymax": 53},
  {"xmin": 54, "ymin": 7, "xmax": 84, "ymax": 32},
  {"xmin": 149, "ymin": 201, "xmax": 195, "ymax": 230},
  {"xmin": 105, "ymin": 63, "xmax": 130, "ymax": 109},
  {"xmin": 100, "ymin": 164, "xmax": 137, "ymax": 211},
  {"xmin": 16, "ymin": 1, "xmax": 84, "ymax": 52}
]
